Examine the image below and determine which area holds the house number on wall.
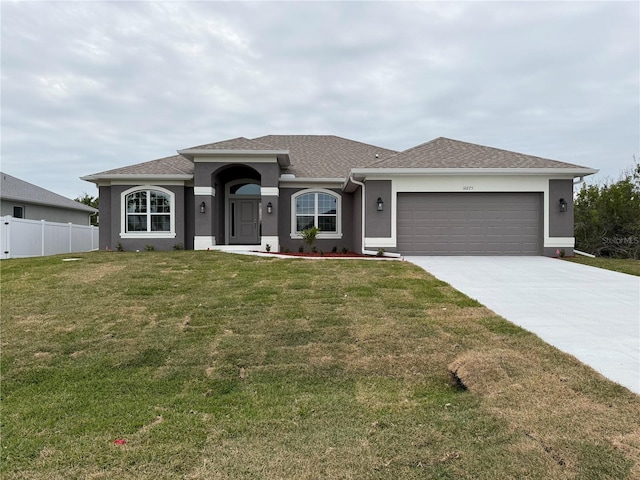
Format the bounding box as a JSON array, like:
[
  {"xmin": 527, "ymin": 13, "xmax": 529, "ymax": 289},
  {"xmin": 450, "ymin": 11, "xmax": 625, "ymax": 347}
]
[{"xmin": 462, "ymin": 186, "xmax": 474, "ymax": 191}]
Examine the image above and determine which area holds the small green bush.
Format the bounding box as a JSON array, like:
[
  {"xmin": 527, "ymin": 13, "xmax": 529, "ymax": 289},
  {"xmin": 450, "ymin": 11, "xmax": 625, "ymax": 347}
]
[{"xmin": 301, "ymin": 227, "xmax": 319, "ymax": 252}]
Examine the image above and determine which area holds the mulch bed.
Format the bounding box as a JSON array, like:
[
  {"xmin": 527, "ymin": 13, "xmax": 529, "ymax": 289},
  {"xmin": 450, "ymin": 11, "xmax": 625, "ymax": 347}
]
[{"xmin": 268, "ymin": 251, "xmax": 373, "ymax": 258}]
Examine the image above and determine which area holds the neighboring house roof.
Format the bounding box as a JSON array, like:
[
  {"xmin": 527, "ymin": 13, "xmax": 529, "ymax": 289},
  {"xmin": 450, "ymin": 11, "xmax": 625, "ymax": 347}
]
[
  {"xmin": 0, "ymin": 172, "xmax": 97, "ymax": 213},
  {"xmin": 373, "ymin": 137, "xmax": 589, "ymax": 169}
]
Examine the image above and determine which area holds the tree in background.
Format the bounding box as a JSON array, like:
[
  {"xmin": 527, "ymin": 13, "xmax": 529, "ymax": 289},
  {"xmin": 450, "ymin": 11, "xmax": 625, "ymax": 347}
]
[
  {"xmin": 75, "ymin": 193, "xmax": 99, "ymax": 226},
  {"xmin": 574, "ymin": 160, "xmax": 640, "ymax": 258}
]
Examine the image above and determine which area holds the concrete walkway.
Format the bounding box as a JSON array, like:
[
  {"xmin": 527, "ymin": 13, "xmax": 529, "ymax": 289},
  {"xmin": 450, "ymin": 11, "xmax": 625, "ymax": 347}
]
[{"xmin": 406, "ymin": 256, "xmax": 640, "ymax": 394}]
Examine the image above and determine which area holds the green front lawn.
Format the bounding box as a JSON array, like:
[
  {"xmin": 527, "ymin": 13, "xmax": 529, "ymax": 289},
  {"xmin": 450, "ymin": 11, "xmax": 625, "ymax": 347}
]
[
  {"xmin": 2, "ymin": 252, "xmax": 639, "ymax": 479},
  {"xmin": 565, "ymin": 256, "xmax": 640, "ymax": 276}
]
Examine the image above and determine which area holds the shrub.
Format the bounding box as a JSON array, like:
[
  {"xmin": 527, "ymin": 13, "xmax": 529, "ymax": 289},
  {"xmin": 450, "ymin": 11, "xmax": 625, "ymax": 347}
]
[
  {"xmin": 574, "ymin": 161, "xmax": 640, "ymax": 258},
  {"xmin": 145, "ymin": 244, "xmax": 155, "ymax": 252},
  {"xmin": 300, "ymin": 227, "xmax": 319, "ymax": 252}
]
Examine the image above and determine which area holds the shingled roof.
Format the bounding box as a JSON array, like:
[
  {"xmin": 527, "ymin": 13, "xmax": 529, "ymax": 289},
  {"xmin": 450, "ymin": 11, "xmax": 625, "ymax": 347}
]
[
  {"xmin": 253, "ymin": 135, "xmax": 397, "ymax": 178},
  {"xmin": 82, "ymin": 135, "xmax": 595, "ymax": 181},
  {"xmin": 85, "ymin": 154, "xmax": 194, "ymax": 177},
  {"xmin": 186, "ymin": 136, "xmax": 282, "ymax": 151},
  {"xmin": 1, "ymin": 172, "xmax": 97, "ymax": 212},
  {"xmin": 373, "ymin": 137, "xmax": 588, "ymax": 169}
]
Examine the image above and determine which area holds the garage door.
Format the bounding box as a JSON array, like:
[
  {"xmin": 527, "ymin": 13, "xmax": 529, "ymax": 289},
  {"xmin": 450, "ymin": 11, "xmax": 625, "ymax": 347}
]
[{"xmin": 397, "ymin": 192, "xmax": 542, "ymax": 255}]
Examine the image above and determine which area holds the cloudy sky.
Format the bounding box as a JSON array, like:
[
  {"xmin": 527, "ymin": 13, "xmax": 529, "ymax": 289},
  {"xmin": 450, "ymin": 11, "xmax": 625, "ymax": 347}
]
[{"xmin": 1, "ymin": 1, "xmax": 638, "ymax": 200}]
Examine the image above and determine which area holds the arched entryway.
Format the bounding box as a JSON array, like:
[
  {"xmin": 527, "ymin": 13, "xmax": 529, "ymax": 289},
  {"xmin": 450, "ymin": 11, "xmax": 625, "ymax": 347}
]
[{"xmin": 226, "ymin": 179, "xmax": 261, "ymax": 245}]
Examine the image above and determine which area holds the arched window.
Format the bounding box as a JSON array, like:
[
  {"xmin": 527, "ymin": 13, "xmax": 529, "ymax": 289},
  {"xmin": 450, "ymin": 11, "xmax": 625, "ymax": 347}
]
[
  {"xmin": 291, "ymin": 189, "xmax": 342, "ymax": 239},
  {"xmin": 121, "ymin": 186, "xmax": 176, "ymax": 237}
]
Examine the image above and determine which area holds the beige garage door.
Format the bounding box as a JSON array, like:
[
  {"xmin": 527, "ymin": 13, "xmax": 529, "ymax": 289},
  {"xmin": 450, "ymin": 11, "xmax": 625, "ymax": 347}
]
[{"xmin": 397, "ymin": 192, "xmax": 542, "ymax": 255}]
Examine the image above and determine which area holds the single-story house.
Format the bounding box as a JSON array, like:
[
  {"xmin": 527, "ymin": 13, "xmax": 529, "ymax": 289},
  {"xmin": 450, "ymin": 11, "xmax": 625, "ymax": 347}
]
[
  {"xmin": 1, "ymin": 172, "xmax": 97, "ymax": 225},
  {"xmin": 81, "ymin": 135, "xmax": 597, "ymax": 256}
]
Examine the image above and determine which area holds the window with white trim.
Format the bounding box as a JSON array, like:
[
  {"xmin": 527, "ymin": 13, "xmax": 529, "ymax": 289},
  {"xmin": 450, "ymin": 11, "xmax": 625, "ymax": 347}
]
[
  {"xmin": 121, "ymin": 186, "xmax": 175, "ymax": 237},
  {"xmin": 291, "ymin": 189, "xmax": 342, "ymax": 238}
]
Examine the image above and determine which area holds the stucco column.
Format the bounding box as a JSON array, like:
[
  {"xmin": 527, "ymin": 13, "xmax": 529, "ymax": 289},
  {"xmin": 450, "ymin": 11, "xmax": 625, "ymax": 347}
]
[{"xmin": 261, "ymin": 186, "xmax": 279, "ymax": 251}]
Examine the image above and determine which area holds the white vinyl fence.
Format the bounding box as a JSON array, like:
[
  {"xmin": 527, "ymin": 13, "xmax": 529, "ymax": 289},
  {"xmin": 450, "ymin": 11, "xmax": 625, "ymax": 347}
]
[{"xmin": 0, "ymin": 216, "xmax": 99, "ymax": 259}]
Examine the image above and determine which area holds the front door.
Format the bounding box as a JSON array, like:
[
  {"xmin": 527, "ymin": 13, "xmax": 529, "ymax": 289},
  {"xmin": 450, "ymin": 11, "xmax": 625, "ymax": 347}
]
[{"xmin": 231, "ymin": 198, "xmax": 260, "ymax": 244}]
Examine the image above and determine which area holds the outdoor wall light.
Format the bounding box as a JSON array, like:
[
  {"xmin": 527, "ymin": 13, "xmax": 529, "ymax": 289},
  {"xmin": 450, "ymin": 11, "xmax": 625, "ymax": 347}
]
[
  {"xmin": 559, "ymin": 198, "xmax": 568, "ymax": 213},
  {"xmin": 199, "ymin": 201, "xmax": 206, "ymax": 214},
  {"xmin": 376, "ymin": 197, "xmax": 384, "ymax": 212},
  {"xmin": 266, "ymin": 202, "xmax": 273, "ymax": 214}
]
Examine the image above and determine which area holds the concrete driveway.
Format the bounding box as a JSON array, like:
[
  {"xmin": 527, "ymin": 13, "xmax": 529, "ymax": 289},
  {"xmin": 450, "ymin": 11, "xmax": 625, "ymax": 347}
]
[{"xmin": 406, "ymin": 256, "xmax": 640, "ymax": 394}]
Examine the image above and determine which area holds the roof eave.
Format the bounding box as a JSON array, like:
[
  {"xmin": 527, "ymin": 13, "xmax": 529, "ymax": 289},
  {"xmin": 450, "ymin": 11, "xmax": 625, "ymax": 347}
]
[
  {"xmin": 81, "ymin": 174, "xmax": 194, "ymax": 184},
  {"xmin": 350, "ymin": 167, "xmax": 599, "ymax": 177},
  {"xmin": 279, "ymin": 177, "xmax": 345, "ymax": 188},
  {"xmin": 177, "ymin": 149, "xmax": 291, "ymax": 168}
]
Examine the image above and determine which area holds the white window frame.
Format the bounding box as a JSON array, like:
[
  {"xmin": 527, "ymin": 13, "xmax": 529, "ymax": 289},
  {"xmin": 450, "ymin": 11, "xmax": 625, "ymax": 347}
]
[
  {"xmin": 290, "ymin": 188, "xmax": 342, "ymax": 239},
  {"xmin": 120, "ymin": 185, "xmax": 176, "ymax": 238}
]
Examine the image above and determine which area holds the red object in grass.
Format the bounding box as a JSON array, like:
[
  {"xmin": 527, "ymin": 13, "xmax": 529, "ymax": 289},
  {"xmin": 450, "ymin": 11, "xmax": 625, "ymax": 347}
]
[{"xmin": 114, "ymin": 438, "xmax": 126, "ymax": 445}]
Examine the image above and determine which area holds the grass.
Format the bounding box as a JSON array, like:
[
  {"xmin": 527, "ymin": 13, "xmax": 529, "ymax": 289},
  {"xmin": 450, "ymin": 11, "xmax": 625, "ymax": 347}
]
[
  {"xmin": 1, "ymin": 251, "xmax": 639, "ymax": 479},
  {"xmin": 565, "ymin": 256, "xmax": 640, "ymax": 276}
]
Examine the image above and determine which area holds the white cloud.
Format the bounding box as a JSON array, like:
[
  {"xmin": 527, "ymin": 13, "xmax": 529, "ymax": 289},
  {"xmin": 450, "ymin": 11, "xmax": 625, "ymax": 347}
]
[{"xmin": 0, "ymin": 1, "xmax": 637, "ymax": 199}]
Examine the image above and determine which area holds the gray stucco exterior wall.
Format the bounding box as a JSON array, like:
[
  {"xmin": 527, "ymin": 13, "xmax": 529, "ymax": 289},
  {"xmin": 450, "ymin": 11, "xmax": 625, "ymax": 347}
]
[
  {"xmin": 364, "ymin": 180, "xmax": 392, "ymax": 238},
  {"xmin": 194, "ymin": 161, "xmax": 280, "ymax": 245},
  {"xmin": 184, "ymin": 186, "xmax": 195, "ymax": 250},
  {"xmin": 352, "ymin": 186, "xmax": 363, "ymax": 253},
  {"xmin": 546, "ymin": 179, "xmax": 575, "ymax": 256},
  {"xmin": 102, "ymin": 184, "xmax": 188, "ymax": 252},
  {"xmin": 548, "ymin": 179, "xmax": 574, "ymax": 237},
  {"xmin": 278, "ymin": 188, "xmax": 356, "ymax": 253},
  {"xmin": 98, "ymin": 186, "xmax": 112, "ymax": 250}
]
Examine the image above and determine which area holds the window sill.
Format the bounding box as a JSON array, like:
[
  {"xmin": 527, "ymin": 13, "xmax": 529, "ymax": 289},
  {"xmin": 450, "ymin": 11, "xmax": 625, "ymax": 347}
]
[
  {"xmin": 290, "ymin": 232, "xmax": 343, "ymax": 240},
  {"xmin": 120, "ymin": 232, "xmax": 177, "ymax": 239}
]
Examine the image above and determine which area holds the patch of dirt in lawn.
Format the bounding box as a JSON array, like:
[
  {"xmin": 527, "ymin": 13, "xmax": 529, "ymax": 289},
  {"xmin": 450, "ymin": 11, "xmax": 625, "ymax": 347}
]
[
  {"xmin": 612, "ymin": 430, "xmax": 640, "ymax": 478},
  {"xmin": 33, "ymin": 351, "xmax": 54, "ymax": 361},
  {"xmin": 449, "ymin": 347, "xmax": 640, "ymax": 475},
  {"xmin": 57, "ymin": 263, "xmax": 125, "ymax": 284},
  {"xmin": 15, "ymin": 314, "xmax": 55, "ymax": 328}
]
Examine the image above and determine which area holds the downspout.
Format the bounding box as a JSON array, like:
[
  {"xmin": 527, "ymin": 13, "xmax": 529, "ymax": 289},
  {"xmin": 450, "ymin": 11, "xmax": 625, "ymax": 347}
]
[{"xmin": 348, "ymin": 175, "xmax": 401, "ymax": 258}]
